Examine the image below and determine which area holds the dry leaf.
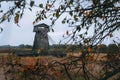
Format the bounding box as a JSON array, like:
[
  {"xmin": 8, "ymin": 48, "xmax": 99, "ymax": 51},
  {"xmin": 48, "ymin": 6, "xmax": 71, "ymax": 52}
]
[
  {"xmin": 66, "ymin": 30, "xmax": 69, "ymax": 35},
  {"xmin": 85, "ymin": 11, "xmax": 89, "ymax": 17},
  {"xmin": 87, "ymin": 47, "xmax": 91, "ymax": 53},
  {"xmin": 97, "ymin": 44, "xmax": 101, "ymax": 49}
]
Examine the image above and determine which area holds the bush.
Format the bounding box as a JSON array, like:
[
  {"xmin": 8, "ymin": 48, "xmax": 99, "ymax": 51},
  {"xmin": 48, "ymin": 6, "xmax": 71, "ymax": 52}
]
[
  {"xmin": 40, "ymin": 50, "xmax": 49, "ymax": 56},
  {"xmin": 99, "ymin": 44, "xmax": 107, "ymax": 53},
  {"xmin": 107, "ymin": 44, "xmax": 119, "ymax": 54}
]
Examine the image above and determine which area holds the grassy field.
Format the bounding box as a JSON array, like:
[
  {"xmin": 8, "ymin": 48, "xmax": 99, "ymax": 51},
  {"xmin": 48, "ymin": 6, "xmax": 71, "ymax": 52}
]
[{"xmin": 0, "ymin": 49, "xmax": 120, "ymax": 80}]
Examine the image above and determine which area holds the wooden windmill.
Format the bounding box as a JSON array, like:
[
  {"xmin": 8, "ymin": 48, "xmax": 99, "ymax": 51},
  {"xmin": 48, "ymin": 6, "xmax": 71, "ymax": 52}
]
[{"xmin": 33, "ymin": 23, "xmax": 50, "ymax": 51}]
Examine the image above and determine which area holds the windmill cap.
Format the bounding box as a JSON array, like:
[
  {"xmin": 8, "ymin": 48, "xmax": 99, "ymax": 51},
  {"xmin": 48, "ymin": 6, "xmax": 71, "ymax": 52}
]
[
  {"xmin": 33, "ymin": 23, "xmax": 50, "ymax": 32},
  {"xmin": 34, "ymin": 23, "xmax": 49, "ymax": 28}
]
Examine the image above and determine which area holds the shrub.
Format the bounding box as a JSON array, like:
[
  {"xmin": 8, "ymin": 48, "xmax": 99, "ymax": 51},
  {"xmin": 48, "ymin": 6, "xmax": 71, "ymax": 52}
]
[{"xmin": 107, "ymin": 44, "xmax": 119, "ymax": 54}]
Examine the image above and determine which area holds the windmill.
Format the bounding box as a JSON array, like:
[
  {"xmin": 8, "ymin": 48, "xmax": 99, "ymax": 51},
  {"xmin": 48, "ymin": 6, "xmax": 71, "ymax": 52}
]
[
  {"xmin": 15, "ymin": 23, "xmax": 65, "ymax": 57},
  {"xmin": 33, "ymin": 23, "xmax": 50, "ymax": 51},
  {"xmin": 32, "ymin": 23, "xmax": 66, "ymax": 57}
]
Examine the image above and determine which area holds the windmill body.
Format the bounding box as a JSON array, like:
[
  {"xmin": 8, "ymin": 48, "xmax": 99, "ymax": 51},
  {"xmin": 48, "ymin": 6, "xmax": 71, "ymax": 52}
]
[{"xmin": 33, "ymin": 23, "xmax": 49, "ymax": 51}]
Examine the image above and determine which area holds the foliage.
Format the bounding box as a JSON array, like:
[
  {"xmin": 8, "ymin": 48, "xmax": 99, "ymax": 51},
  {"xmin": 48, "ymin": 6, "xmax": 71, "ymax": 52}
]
[
  {"xmin": 19, "ymin": 44, "xmax": 32, "ymax": 48},
  {"xmin": 107, "ymin": 44, "xmax": 119, "ymax": 54},
  {"xmin": 39, "ymin": 49, "xmax": 49, "ymax": 56},
  {"xmin": 0, "ymin": 0, "xmax": 120, "ymax": 80},
  {"xmin": 98, "ymin": 44, "xmax": 108, "ymax": 53},
  {"xmin": 1, "ymin": 51, "xmax": 120, "ymax": 80}
]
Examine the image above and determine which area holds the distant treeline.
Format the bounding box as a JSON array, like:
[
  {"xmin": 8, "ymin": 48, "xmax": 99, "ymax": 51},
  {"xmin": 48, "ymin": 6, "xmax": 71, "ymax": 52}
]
[
  {"xmin": 50, "ymin": 44, "xmax": 120, "ymax": 54},
  {"xmin": 0, "ymin": 44, "xmax": 120, "ymax": 54}
]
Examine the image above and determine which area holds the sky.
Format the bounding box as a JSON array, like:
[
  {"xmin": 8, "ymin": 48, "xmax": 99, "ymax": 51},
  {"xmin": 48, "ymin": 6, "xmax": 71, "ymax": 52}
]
[
  {"xmin": 0, "ymin": 1, "xmax": 74, "ymax": 46},
  {"xmin": 0, "ymin": 1, "xmax": 120, "ymax": 46}
]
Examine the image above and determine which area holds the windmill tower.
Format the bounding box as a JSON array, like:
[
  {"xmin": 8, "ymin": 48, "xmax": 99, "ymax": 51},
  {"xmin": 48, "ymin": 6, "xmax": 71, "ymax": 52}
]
[{"xmin": 33, "ymin": 23, "xmax": 50, "ymax": 51}]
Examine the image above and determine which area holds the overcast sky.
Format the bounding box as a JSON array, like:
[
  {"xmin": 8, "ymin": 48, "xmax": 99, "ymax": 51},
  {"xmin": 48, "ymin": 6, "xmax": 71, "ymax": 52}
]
[
  {"xmin": 0, "ymin": 1, "xmax": 74, "ymax": 46},
  {"xmin": 0, "ymin": 1, "xmax": 119, "ymax": 46}
]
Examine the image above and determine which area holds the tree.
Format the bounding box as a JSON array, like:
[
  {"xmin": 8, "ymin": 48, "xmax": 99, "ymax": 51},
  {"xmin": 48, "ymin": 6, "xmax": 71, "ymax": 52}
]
[
  {"xmin": 118, "ymin": 43, "xmax": 120, "ymax": 52},
  {"xmin": 107, "ymin": 44, "xmax": 119, "ymax": 54},
  {"xmin": 19, "ymin": 44, "xmax": 25, "ymax": 48},
  {"xmin": 0, "ymin": 0, "xmax": 120, "ymax": 80},
  {"xmin": 99, "ymin": 44, "xmax": 107, "ymax": 53}
]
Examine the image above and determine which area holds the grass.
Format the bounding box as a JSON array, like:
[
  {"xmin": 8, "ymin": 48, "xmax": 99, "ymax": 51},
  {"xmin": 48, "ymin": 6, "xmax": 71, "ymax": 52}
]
[{"xmin": 0, "ymin": 50, "xmax": 120, "ymax": 80}]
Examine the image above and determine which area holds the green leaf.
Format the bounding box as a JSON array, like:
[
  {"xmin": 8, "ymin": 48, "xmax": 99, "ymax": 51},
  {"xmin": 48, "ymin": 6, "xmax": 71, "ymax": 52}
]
[
  {"xmin": 39, "ymin": 4, "xmax": 43, "ymax": 8},
  {"xmin": 85, "ymin": 32, "xmax": 88, "ymax": 35},
  {"xmin": 41, "ymin": 10, "xmax": 45, "ymax": 14},
  {"xmin": 82, "ymin": 22, "xmax": 84, "ymax": 28},
  {"xmin": 15, "ymin": 13, "xmax": 19, "ymax": 17},
  {"xmin": 67, "ymin": 20, "xmax": 69, "ymax": 23},
  {"xmin": 69, "ymin": 11, "xmax": 73, "ymax": 16},
  {"xmin": 28, "ymin": 8, "xmax": 32, "ymax": 11},
  {"xmin": 44, "ymin": 14, "xmax": 47, "ymax": 18},
  {"xmin": 56, "ymin": 11, "xmax": 59, "ymax": 18},
  {"xmin": 0, "ymin": 10, "xmax": 3, "ymax": 12},
  {"xmin": 72, "ymin": 21, "xmax": 74, "ymax": 24},
  {"xmin": 74, "ymin": 15, "xmax": 78, "ymax": 21},
  {"xmin": 0, "ymin": 27, "xmax": 3, "ymax": 33},
  {"xmin": 62, "ymin": 20, "xmax": 65, "ymax": 24},
  {"xmin": 84, "ymin": 39, "xmax": 89, "ymax": 43},
  {"xmin": 14, "ymin": 13, "xmax": 19, "ymax": 24},
  {"xmin": 86, "ymin": 26, "xmax": 89, "ymax": 30},
  {"xmin": 30, "ymin": 1, "xmax": 34, "ymax": 7},
  {"xmin": 52, "ymin": 29, "xmax": 54, "ymax": 32},
  {"xmin": 61, "ymin": 5, "xmax": 64, "ymax": 10},
  {"xmin": 76, "ymin": 25, "xmax": 81, "ymax": 31},
  {"xmin": 52, "ymin": 20, "xmax": 55, "ymax": 25},
  {"xmin": 78, "ymin": 11, "xmax": 82, "ymax": 16},
  {"xmin": 79, "ymin": 34, "xmax": 82, "ymax": 38},
  {"xmin": 75, "ymin": 6, "xmax": 79, "ymax": 12},
  {"xmin": 69, "ymin": 0, "xmax": 73, "ymax": 4}
]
